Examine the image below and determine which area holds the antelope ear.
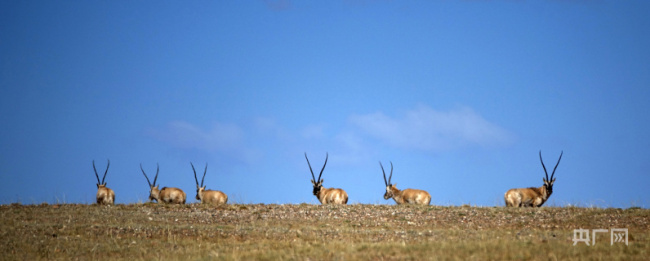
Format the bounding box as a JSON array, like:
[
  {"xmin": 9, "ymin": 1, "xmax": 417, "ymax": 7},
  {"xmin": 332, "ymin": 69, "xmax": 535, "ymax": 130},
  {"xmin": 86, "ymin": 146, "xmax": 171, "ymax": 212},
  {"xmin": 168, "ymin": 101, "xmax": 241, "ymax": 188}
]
[
  {"xmin": 97, "ymin": 184, "xmax": 100, "ymax": 188},
  {"xmin": 543, "ymin": 178, "xmax": 547, "ymax": 183},
  {"xmin": 319, "ymin": 179, "xmax": 324, "ymax": 185},
  {"xmin": 311, "ymin": 180, "xmax": 316, "ymax": 185},
  {"xmin": 551, "ymin": 178, "xmax": 556, "ymax": 184}
]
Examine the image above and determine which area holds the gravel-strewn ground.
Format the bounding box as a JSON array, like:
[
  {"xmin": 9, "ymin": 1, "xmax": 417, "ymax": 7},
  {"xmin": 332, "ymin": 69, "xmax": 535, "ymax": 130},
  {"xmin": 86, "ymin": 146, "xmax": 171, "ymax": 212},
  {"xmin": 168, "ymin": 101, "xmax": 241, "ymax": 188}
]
[{"xmin": 1, "ymin": 203, "xmax": 648, "ymax": 260}]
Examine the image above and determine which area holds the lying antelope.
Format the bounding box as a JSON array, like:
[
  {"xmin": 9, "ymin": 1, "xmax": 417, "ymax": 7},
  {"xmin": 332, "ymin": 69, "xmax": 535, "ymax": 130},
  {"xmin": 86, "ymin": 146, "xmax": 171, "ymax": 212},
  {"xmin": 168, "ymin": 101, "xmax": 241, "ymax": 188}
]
[
  {"xmin": 505, "ymin": 151, "xmax": 563, "ymax": 207},
  {"xmin": 305, "ymin": 152, "xmax": 348, "ymax": 205},
  {"xmin": 93, "ymin": 159, "xmax": 115, "ymax": 205},
  {"xmin": 191, "ymin": 162, "xmax": 228, "ymax": 205},
  {"xmin": 380, "ymin": 161, "xmax": 431, "ymax": 205},
  {"xmin": 140, "ymin": 163, "xmax": 186, "ymax": 204}
]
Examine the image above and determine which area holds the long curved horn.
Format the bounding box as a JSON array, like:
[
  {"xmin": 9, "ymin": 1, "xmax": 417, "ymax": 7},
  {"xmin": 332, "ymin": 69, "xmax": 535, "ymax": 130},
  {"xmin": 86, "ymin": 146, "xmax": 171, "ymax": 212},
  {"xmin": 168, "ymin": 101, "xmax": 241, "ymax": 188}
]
[
  {"xmin": 191, "ymin": 162, "xmax": 199, "ymax": 187},
  {"xmin": 140, "ymin": 163, "xmax": 152, "ymax": 187},
  {"xmin": 201, "ymin": 163, "xmax": 208, "ymax": 187},
  {"xmin": 380, "ymin": 161, "xmax": 388, "ymax": 186},
  {"xmin": 93, "ymin": 160, "xmax": 101, "ymax": 184},
  {"xmin": 152, "ymin": 163, "xmax": 160, "ymax": 187},
  {"xmin": 539, "ymin": 150, "xmax": 549, "ymax": 181},
  {"xmin": 550, "ymin": 151, "xmax": 563, "ymax": 181},
  {"xmin": 305, "ymin": 153, "xmax": 316, "ymax": 181},
  {"xmin": 388, "ymin": 161, "xmax": 394, "ymax": 185},
  {"xmin": 101, "ymin": 159, "xmax": 110, "ymax": 185},
  {"xmin": 317, "ymin": 152, "xmax": 328, "ymax": 182}
]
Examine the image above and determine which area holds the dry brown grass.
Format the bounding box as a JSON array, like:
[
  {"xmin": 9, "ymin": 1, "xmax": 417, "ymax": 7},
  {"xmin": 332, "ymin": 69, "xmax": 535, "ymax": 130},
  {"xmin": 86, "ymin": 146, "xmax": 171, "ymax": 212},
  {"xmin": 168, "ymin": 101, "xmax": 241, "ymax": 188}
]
[{"xmin": 1, "ymin": 203, "xmax": 648, "ymax": 260}]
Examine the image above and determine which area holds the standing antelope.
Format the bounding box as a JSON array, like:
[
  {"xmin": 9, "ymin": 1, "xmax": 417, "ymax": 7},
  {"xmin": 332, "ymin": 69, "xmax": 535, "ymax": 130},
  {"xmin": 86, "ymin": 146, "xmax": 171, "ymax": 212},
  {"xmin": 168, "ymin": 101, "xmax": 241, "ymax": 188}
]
[
  {"xmin": 380, "ymin": 161, "xmax": 431, "ymax": 205},
  {"xmin": 191, "ymin": 162, "xmax": 228, "ymax": 205},
  {"xmin": 93, "ymin": 159, "xmax": 115, "ymax": 205},
  {"xmin": 140, "ymin": 163, "xmax": 186, "ymax": 204},
  {"xmin": 505, "ymin": 151, "xmax": 563, "ymax": 207},
  {"xmin": 305, "ymin": 152, "xmax": 348, "ymax": 205}
]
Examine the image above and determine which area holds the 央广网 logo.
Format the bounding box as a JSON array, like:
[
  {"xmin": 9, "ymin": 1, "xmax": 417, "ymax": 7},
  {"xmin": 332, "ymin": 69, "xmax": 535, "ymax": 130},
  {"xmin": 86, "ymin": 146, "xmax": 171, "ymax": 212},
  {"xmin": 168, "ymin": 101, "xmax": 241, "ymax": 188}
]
[{"xmin": 573, "ymin": 228, "xmax": 628, "ymax": 246}]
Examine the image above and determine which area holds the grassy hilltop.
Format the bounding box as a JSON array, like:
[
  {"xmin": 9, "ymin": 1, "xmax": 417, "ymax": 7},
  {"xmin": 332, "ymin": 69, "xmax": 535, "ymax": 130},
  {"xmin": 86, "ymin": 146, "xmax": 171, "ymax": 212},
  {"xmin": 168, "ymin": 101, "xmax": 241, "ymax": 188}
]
[{"xmin": 1, "ymin": 203, "xmax": 648, "ymax": 260}]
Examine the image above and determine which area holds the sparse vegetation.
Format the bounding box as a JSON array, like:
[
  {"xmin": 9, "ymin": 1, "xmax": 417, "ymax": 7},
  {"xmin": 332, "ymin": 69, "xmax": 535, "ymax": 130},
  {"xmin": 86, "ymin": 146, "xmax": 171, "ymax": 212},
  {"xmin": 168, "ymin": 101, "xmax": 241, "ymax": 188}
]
[{"xmin": 1, "ymin": 203, "xmax": 648, "ymax": 260}]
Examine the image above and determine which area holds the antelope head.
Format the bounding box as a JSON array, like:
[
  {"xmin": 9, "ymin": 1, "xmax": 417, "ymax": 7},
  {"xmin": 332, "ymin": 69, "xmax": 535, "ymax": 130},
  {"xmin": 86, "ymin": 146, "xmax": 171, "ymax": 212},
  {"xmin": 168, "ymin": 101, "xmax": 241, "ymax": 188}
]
[
  {"xmin": 540, "ymin": 150, "xmax": 563, "ymax": 196},
  {"xmin": 191, "ymin": 162, "xmax": 208, "ymax": 201},
  {"xmin": 93, "ymin": 159, "xmax": 110, "ymax": 189},
  {"xmin": 140, "ymin": 163, "xmax": 160, "ymax": 202},
  {"xmin": 305, "ymin": 152, "xmax": 327, "ymax": 196},
  {"xmin": 380, "ymin": 161, "xmax": 395, "ymax": 200}
]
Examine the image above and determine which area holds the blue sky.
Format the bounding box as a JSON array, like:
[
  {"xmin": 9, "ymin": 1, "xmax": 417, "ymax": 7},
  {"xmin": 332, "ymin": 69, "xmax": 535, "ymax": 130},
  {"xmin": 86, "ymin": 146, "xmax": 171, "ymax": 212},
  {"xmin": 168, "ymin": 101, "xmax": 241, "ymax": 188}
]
[{"xmin": 1, "ymin": 1, "xmax": 649, "ymax": 207}]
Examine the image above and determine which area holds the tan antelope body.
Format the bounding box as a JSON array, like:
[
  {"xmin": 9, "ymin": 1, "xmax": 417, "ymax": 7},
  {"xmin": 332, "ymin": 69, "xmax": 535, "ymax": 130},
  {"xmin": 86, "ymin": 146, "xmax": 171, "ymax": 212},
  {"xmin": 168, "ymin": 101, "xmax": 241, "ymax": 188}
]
[
  {"xmin": 93, "ymin": 160, "xmax": 115, "ymax": 205},
  {"xmin": 505, "ymin": 151, "xmax": 563, "ymax": 207},
  {"xmin": 380, "ymin": 161, "xmax": 431, "ymax": 205},
  {"xmin": 305, "ymin": 153, "xmax": 348, "ymax": 205},
  {"xmin": 141, "ymin": 163, "xmax": 186, "ymax": 204},
  {"xmin": 192, "ymin": 162, "xmax": 228, "ymax": 205}
]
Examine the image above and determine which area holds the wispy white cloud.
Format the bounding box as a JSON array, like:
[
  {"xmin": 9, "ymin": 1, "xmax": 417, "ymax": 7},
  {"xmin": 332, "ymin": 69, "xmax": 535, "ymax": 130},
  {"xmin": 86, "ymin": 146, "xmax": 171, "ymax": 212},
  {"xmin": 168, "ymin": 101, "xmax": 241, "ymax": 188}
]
[
  {"xmin": 165, "ymin": 121, "xmax": 243, "ymax": 150},
  {"xmin": 251, "ymin": 118, "xmax": 372, "ymax": 166},
  {"xmin": 348, "ymin": 105, "xmax": 514, "ymax": 151},
  {"xmin": 331, "ymin": 131, "xmax": 377, "ymax": 165},
  {"xmin": 147, "ymin": 104, "xmax": 512, "ymax": 167},
  {"xmin": 300, "ymin": 124, "xmax": 326, "ymax": 140},
  {"xmin": 149, "ymin": 121, "xmax": 258, "ymax": 163}
]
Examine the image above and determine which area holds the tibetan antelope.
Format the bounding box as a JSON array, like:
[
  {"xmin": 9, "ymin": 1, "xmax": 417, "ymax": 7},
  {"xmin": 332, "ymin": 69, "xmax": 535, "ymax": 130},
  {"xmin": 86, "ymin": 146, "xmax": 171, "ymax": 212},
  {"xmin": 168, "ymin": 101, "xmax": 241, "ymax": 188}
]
[
  {"xmin": 380, "ymin": 161, "xmax": 431, "ymax": 205},
  {"xmin": 305, "ymin": 152, "xmax": 348, "ymax": 205},
  {"xmin": 93, "ymin": 159, "xmax": 115, "ymax": 205},
  {"xmin": 140, "ymin": 163, "xmax": 186, "ymax": 204},
  {"xmin": 191, "ymin": 162, "xmax": 228, "ymax": 205},
  {"xmin": 505, "ymin": 151, "xmax": 563, "ymax": 207}
]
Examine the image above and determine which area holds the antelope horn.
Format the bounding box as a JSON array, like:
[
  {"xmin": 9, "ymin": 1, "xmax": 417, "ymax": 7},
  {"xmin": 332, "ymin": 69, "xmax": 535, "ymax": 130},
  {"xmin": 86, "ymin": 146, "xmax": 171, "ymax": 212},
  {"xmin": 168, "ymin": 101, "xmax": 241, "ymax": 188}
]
[
  {"xmin": 305, "ymin": 153, "xmax": 316, "ymax": 182},
  {"xmin": 201, "ymin": 163, "xmax": 208, "ymax": 188},
  {"xmin": 101, "ymin": 159, "xmax": 110, "ymax": 185},
  {"xmin": 539, "ymin": 150, "xmax": 549, "ymax": 181},
  {"xmin": 191, "ymin": 162, "xmax": 199, "ymax": 187},
  {"xmin": 93, "ymin": 160, "xmax": 101, "ymax": 184},
  {"xmin": 388, "ymin": 161, "xmax": 394, "ymax": 185},
  {"xmin": 380, "ymin": 161, "xmax": 388, "ymax": 186},
  {"xmin": 140, "ymin": 163, "xmax": 152, "ymax": 187},
  {"xmin": 317, "ymin": 152, "xmax": 328, "ymax": 182},
  {"xmin": 550, "ymin": 151, "xmax": 563, "ymax": 181},
  {"xmin": 152, "ymin": 163, "xmax": 160, "ymax": 187}
]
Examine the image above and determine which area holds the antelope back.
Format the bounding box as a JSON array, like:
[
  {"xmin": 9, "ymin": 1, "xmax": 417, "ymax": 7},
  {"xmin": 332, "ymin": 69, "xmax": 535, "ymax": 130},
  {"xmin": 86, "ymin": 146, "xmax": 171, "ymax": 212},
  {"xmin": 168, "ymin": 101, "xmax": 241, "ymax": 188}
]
[
  {"xmin": 159, "ymin": 187, "xmax": 186, "ymax": 204},
  {"xmin": 400, "ymin": 188, "xmax": 431, "ymax": 205},
  {"xmin": 504, "ymin": 187, "xmax": 547, "ymax": 207},
  {"xmin": 198, "ymin": 188, "xmax": 228, "ymax": 204},
  {"xmin": 319, "ymin": 187, "xmax": 348, "ymax": 205},
  {"xmin": 386, "ymin": 185, "xmax": 431, "ymax": 205}
]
